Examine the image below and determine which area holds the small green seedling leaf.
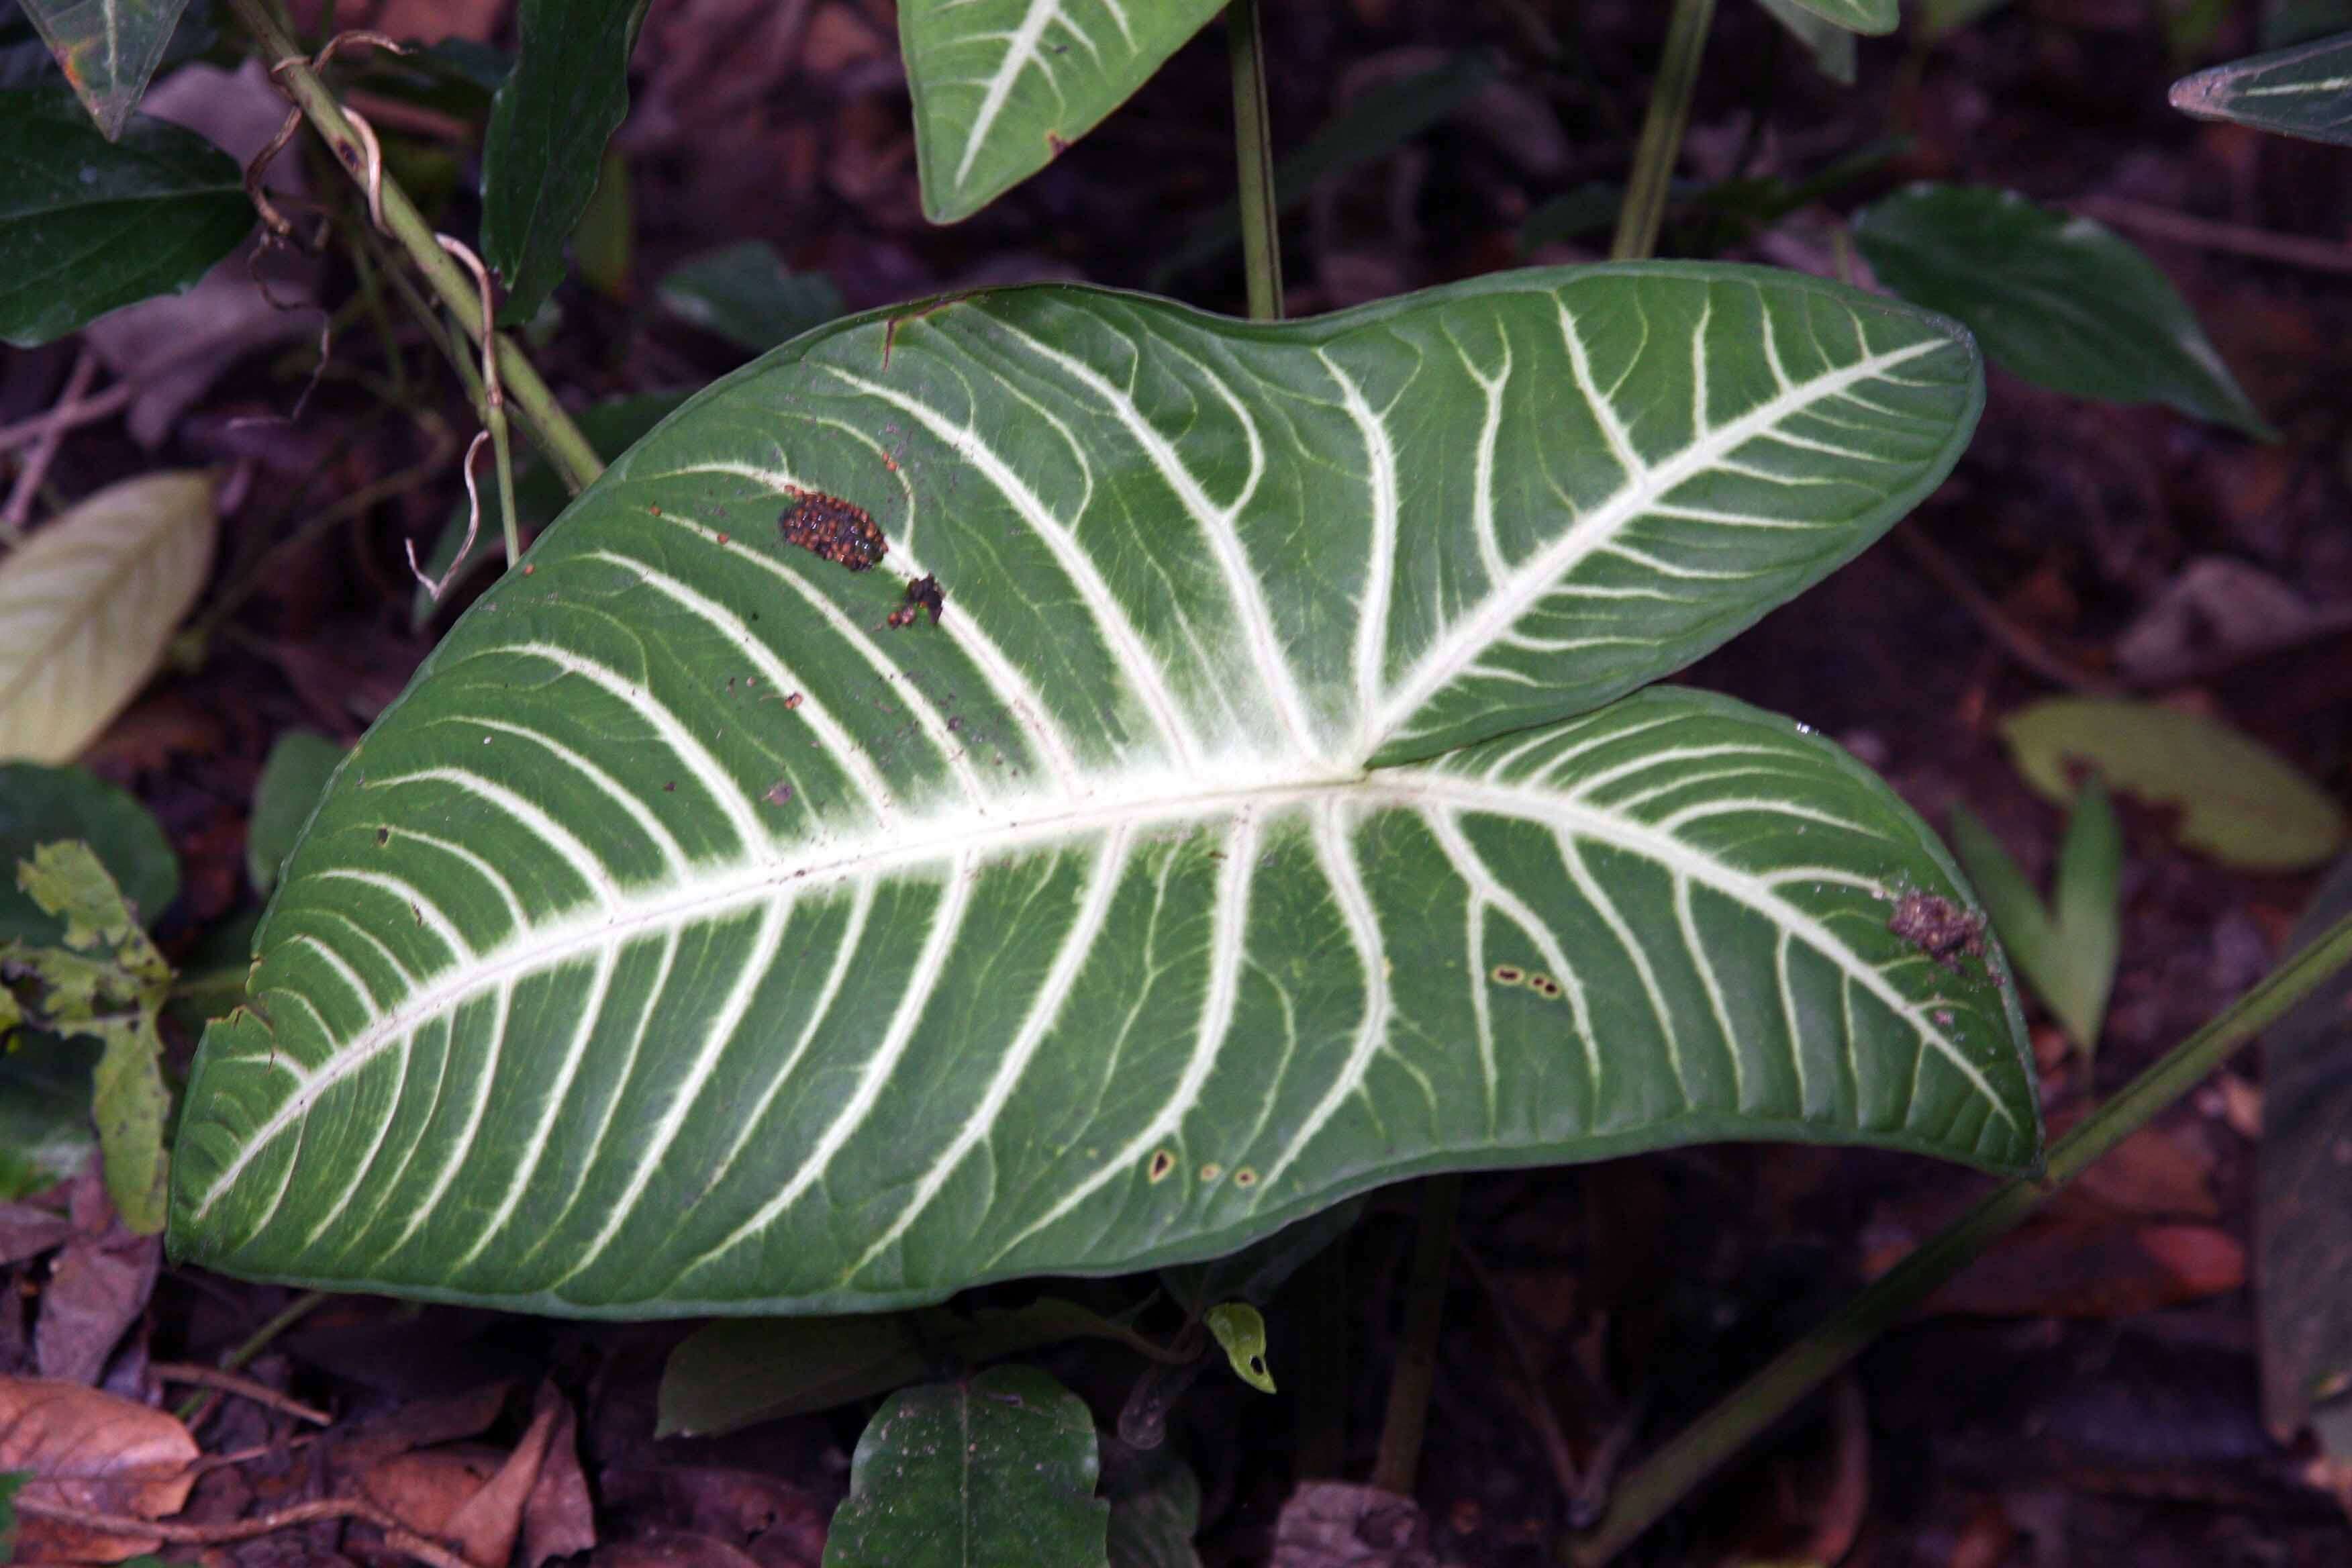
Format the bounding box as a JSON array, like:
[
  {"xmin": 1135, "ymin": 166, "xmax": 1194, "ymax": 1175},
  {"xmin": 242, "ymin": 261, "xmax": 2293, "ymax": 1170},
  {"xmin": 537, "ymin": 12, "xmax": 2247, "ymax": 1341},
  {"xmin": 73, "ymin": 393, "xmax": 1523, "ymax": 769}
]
[
  {"xmin": 0, "ymin": 91, "xmax": 250, "ymax": 346},
  {"xmin": 1949, "ymin": 781, "xmax": 2121, "ymax": 1058},
  {"xmin": 0, "ymin": 471, "xmax": 217, "ymax": 764},
  {"xmin": 824, "ymin": 1365, "xmax": 1110, "ymax": 1568},
  {"xmin": 0, "ymin": 762, "xmax": 176, "ymax": 945},
  {"xmin": 1854, "ymin": 183, "xmax": 2275, "ymax": 438},
  {"xmin": 1204, "ymin": 1302, "xmax": 1275, "ymax": 1394},
  {"xmin": 15, "ymin": 0, "xmax": 191, "ymax": 138},
  {"xmin": 247, "ymin": 732, "xmax": 346, "ymax": 895},
  {"xmin": 2171, "ymin": 28, "xmax": 2352, "ymax": 144},
  {"xmin": 659, "ymin": 1297, "xmax": 1177, "ymax": 1438},
  {"xmin": 656, "ymin": 241, "xmax": 845, "ymax": 352},
  {"xmin": 1756, "ymin": 0, "xmax": 1859, "ymax": 81},
  {"xmin": 480, "ymin": 0, "xmax": 648, "ymax": 324},
  {"xmin": 2002, "ymin": 697, "xmax": 2345, "ymax": 871},
  {"xmin": 0, "ymin": 1468, "xmax": 26, "ymax": 1561}
]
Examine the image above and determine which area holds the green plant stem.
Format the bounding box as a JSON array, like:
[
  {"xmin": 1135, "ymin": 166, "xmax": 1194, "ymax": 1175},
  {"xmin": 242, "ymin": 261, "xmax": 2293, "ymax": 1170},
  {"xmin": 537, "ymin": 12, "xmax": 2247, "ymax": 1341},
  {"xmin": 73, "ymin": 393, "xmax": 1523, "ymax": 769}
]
[
  {"xmin": 1227, "ymin": 0, "xmax": 1284, "ymax": 322},
  {"xmin": 1371, "ymin": 1173, "xmax": 1462, "ymax": 1496},
  {"xmin": 225, "ymin": 0, "xmax": 603, "ymax": 493},
  {"xmin": 489, "ymin": 401, "xmax": 520, "ymax": 566},
  {"xmin": 1567, "ymin": 909, "xmax": 2352, "ymax": 1566},
  {"xmin": 173, "ymin": 1289, "xmax": 332, "ymax": 1424},
  {"xmin": 1610, "ymin": 0, "xmax": 1716, "ymax": 260}
]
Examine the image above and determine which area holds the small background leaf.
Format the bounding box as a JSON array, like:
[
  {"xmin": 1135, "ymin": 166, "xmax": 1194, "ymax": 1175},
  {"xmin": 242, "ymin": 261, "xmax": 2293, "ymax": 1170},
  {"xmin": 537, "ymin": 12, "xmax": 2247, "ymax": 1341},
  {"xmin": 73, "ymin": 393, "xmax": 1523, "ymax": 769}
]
[
  {"xmin": 1757, "ymin": 0, "xmax": 1860, "ymax": 81},
  {"xmin": 246, "ymin": 731, "xmax": 346, "ymax": 895},
  {"xmin": 2001, "ymin": 697, "xmax": 2345, "ymax": 871},
  {"xmin": 0, "ymin": 90, "xmax": 250, "ymax": 346},
  {"xmin": 2259, "ymin": 855, "xmax": 2352, "ymax": 1450},
  {"xmin": 1204, "ymin": 1303, "xmax": 1275, "ymax": 1393},
  {"xmin": 480, "ymin": 0, "xmax": 646, "ymax": 324},
  {"xmin": 0, "ymin": 471, "xmax": 217, "ymax": 764},
  {"xmin": 0, "ymin": 762, "xmax": 176, "ymax": 944},
  {"xmin": 1771, "ymin": 0, "xmax": 1899, "ymax": 32},
  {"xmin": 15, "ymin": 0, "xmax": 191, "ymax": 137},
  {"xmin": 823, "ymin": 1365, "xmax": 1109, "ymax": 1568},
  {"xmin": 1949, "ymin": 783, "xmax": 2120, "ymax": 1055},
  {"xmin": 0, "ymin": 1036, "xmax": 99, "ymax": 1201},
  {"xmin": 1854, "ymin": 183, "xmax": 2274, "ymax": 437},
  {"xmin": 655, "ymin": 241, "xmax": 844, "ymax": 353},
  {"xmin": 2171, "ymin": 28, "xmax": 2352, "ymax": 145}
]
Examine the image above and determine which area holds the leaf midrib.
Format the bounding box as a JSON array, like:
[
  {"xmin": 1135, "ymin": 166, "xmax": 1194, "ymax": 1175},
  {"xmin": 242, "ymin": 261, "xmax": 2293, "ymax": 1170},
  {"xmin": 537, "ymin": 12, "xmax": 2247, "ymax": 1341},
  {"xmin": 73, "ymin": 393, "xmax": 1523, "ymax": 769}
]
[{"xmin": 192, "ymin": 757, "xmax": 2012, "ymax": 1219}]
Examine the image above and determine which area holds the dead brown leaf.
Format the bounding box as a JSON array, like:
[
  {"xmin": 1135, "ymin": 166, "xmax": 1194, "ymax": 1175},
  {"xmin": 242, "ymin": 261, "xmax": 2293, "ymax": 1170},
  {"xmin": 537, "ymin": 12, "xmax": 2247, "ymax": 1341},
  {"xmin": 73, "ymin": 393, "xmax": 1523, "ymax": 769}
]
[
  {"xmin": 0, "ymin": 1202, "xmax": 71, "ymax": 1268},
  {"xmin": 0, "ymin": 1377, "xmax": 199, "ymax": 1561},
  {"xmin": 598, "ymin": 1466, "xmax": 826, "ymax": 1568},
  {"xmin": 358, "ymin": 1447, "xmax": 503, "ymax": 1549},
  {"xmin": 2064, "ymin": 1120, "xmax": 2220, "ymax": 1219},
  {"xmin": 592, "ymin": 1532, "xmax": 768, "ymax": 1568},
  {"xmin": 1891, "ymin": 1214, "xmax": 2246, "ymax": 1318},
  {"xmin": 35, "ymin": 1225, "xmax": 160, "ymax": 1387},
  {"xmin": 520, "ymin": 1383, "xmax": 595, "ymax": 1568},
  {"xmin": 330, "ymin": 1382, "xmax": 513, "ymax": 1478},
  {"xmin": 1270, "ymin": 1481, "xmax": 1440, "ymax": 1568}
]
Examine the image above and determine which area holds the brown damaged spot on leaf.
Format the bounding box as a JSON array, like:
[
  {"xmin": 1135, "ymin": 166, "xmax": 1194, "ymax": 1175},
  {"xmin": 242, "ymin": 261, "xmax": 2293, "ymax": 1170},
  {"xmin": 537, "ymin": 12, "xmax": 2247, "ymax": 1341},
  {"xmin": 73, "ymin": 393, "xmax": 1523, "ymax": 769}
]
[
  {"xmin": 1046, "ymin": 130, "xmax": 1071, "ymax": 156},
  {"xmin": 765, "ymin": 781, "xmax": 794, "ymax": 807},
  {"xmin": 778, "ymin": 487, "xmax": 885, "ymax": 572},
  {"xmin": 1887, "ymin": 889, "xmax": 1986, "ymax": 972}
]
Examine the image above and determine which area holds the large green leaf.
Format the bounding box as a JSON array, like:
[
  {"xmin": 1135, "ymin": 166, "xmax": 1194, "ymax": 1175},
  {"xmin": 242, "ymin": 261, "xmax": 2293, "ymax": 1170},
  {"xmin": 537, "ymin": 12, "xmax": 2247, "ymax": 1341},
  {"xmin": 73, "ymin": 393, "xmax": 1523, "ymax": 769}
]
[
  {"xmin": 479, "ymin": 0, "xmax": 646, "ymax": 324},
  {"xmin": 1853, "ymin": 183, "xmax": 2273, "ymax": 438},
  {"xmin": 901, "ymin": 0, "xmax": 1224, "ymax": 223},
  {"xmin": 0, "ymin": 90, "xmax": 250, "ymax": 346},
  {"xmin": 15, "ymin": 0, "xmax": 190, "ymax": 137},
  {"xmin": 2171, "ymin": 28, "xmax": 2352, "ymax": 144},
  {"xmin": 168, "ymin": 265, "xmax": 2037, "ymax": 1315}
]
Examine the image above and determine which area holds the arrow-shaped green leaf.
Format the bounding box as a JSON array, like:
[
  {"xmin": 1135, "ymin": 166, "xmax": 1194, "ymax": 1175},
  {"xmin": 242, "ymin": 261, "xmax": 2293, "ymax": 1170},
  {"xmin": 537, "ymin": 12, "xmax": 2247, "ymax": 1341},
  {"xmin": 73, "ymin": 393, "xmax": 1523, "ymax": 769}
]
[{"xmin": 1949, "ymin": 781, "xmax": 2120, "ymax": 1059}]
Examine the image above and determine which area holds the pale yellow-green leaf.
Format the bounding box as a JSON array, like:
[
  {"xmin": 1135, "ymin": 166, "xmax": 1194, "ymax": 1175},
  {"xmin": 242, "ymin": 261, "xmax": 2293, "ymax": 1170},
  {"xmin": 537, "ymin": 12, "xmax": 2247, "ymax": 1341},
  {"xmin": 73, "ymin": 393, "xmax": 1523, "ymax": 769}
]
[
  {"xmin": 1204, "ymin": 1302, "xmax": 1275, "ymax": 1393},
  {"xmin": 2002, "ymin": 698, "xmax": 2347, "ymax": 871},
  {"xmin": 0, "ymin": 471, "xmax": 215, "ymax": 763}
]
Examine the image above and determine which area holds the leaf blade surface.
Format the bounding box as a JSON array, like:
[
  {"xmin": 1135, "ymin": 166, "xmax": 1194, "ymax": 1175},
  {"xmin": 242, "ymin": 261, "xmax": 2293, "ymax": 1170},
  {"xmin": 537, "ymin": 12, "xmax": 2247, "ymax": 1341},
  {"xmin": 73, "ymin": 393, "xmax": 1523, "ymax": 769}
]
[{"xmin": 168, "ymin": 267, "xmax": 2033, "ymax": 1314}]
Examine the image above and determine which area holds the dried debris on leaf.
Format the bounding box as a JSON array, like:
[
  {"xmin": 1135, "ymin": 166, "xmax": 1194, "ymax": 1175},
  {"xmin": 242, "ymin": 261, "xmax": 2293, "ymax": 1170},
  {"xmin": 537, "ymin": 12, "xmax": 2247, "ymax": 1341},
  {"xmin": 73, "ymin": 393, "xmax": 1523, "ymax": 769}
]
[{"xmin": 886, "ymin": 573, "xmax": 944, "ymax": 628}]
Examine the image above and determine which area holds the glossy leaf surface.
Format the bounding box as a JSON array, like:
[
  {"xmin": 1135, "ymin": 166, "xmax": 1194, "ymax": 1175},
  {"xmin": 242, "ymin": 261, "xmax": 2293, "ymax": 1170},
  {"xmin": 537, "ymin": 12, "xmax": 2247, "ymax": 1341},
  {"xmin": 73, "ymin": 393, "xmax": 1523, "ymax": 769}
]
[
  {"xmin": 169, "ymin": 266, "xmax": 2036, "ymax": 1315},
  {"xmin": 0, "ymin": 91, "xmax": 249, "ymax": 346},
  {"xmin": 1854, "ymin": 183, "xmax": 2273, "ymax": 437},
  {"xmin": 901, "ymin": 0, "xmax": 1223, "ymax": 222},
  {"xmin": 2171, "ymin": 29, "xmax": 2352, "ymax": 144}
]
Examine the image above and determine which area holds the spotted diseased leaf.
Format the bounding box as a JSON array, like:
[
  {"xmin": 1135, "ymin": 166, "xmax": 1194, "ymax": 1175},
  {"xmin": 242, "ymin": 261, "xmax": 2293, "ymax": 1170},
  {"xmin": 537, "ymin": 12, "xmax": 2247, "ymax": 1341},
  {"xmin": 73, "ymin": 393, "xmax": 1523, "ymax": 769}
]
[
  {"xmin": 2171, "ymin": 29, "xmax": 2352, "ymax": 145},
  {"xmin": 901, "ymin": 0, "xmax": 1226, "ymax": 223},
  {"xmin": 168, "ymin": 266, "xmax": 2036, "ymax": 1316}
]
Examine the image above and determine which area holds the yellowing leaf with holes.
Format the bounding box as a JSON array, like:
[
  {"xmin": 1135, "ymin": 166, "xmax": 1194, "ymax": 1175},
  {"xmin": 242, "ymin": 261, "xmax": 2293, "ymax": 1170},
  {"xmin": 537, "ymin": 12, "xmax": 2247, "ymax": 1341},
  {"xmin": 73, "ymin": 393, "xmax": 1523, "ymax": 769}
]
[
  {"xmin": 0, "ymin": 472, "xmax": 214, "ymax": 765},
  {"xmin": 168, "ymin": 266, "xmax": 2037, "ymax": 1316},
  {"xmin": 900, "ymin": 0, "xmax": 1224, "ymax": 222}
]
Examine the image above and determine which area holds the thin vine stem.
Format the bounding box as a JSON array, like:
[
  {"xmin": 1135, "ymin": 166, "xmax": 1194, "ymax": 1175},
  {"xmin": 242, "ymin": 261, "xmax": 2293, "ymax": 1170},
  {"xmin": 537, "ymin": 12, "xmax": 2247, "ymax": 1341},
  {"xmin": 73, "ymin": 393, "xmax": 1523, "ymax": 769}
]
[
  {"xmin": 1610, "ymin": 0, "xmax": 1718, "ymax": 261},
  {"xmin": 224, "ymin": 0, "xmax": 602, "ymax": 493},
  {"xmin": 1567, "ymin": 909, "xmax": 2352, "ymax": 1565},
  {"xmin": 1371, "ymin": 1173, "xmax": 1463, "ymax": 1496},
  {"xmin": 1227, "ymin": 0, "xmax": 1284, "ymax": 322}
]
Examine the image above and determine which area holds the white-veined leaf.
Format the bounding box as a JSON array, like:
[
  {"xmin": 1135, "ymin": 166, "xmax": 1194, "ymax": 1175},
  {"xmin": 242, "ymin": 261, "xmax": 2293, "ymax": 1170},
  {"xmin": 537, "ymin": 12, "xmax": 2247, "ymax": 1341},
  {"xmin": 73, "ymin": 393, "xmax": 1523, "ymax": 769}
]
[
  {"xmin": 900, "ymin": 0, "xmax": 1224, "ymax": 222},
  {"xmin": 0, "ymin": 471, "xmax": 215, "ymax": 764},
  {"xmin": 168, "ymin": 266, "xmax": 2035, "ymax": 1315},
  {"xmin": 17, "ymin": 0, "xmax": 191, "ymax": 138},
  {"xmin": 2171, "ymin": 28, "xmax": 2352, "ymax": 144}
]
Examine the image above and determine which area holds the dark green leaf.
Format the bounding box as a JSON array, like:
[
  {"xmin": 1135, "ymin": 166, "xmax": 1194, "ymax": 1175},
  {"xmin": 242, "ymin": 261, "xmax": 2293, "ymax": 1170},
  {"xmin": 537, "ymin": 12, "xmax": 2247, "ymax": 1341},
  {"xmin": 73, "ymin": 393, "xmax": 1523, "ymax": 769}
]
[
  {"xmin": 248, "ymin": 732, "xmax": 346, "ymax": 895},
  {"xmin": 659, "ymin": 1297, "xmax": 1175, "ymax": 1437},
  {"xmin": 16, "ymin": 0, "xmax": 191, "ymax": 136},
  {"xmin": 479, "ymin": 0, "xmax": 645, "ymax": 324},
  {"xmin": 2263, "ymin": 0, "xmax": 2352, "ymax": 48},
  {"xmin": 1773, "ymin": 0, "xmax": 1898, "ymax": 32},
  {"xmin": 0, "ymin": 1468, "xmax": 25, "ymax": 1562},
  {"xmin": 409, "ymin": 390, "xmax": 693, "ymax": 629},
  {"xmin": 1854, "ymin": 183, "xmax": 2274, "ymax": 437},
  {"xmin": 0, "ymin": 762, "xmax": 176, "ymax": 946},
  {"xmin": 2171, "ymin": 28, "xmax": 2352, "ymax": 145},
  {"xmin": 0, "ymin": 1034, "xmax": 101, "ymax": 1199},
  {"xmin": 0, "ymin": 90, "xmax": 250, "ymax": 346},
  {"xmin": 2258, "ymin": 855, "xmax": 2352, "ymax": 1447},
  {"xmin": 824, "ymin": 1365, "xmax": 1108, "ymax": 1568},
  {"xmin": 656, "ymin": 241, "xmax": 845, "ymax": 353},
  {"xmin": 1104, "ymin": 1446, "xmax": 1201, "ymax": 1568},
  {"xmin": 2002, "ymin": 697, "xmax": 2345, "ymax": 871},
  {"xmin": 573, "ymin": 148, "xmax": 632, "ymax": 300}
]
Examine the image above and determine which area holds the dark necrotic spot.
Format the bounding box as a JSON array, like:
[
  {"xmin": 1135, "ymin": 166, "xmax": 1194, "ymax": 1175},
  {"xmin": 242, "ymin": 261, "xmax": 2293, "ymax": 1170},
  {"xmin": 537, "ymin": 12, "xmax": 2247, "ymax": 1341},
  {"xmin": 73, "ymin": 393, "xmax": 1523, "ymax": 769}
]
[
  {"xmin": 1491, "ymin": 964, "xmax": 1524, "ymax": 986},
  {"xmin": 1147, "ymin": 1149, "xmax": 1176, "ymax": 1183},
  {"xmin": 778, "ymin": 487, "xmax": 885, "ymax": 571}
]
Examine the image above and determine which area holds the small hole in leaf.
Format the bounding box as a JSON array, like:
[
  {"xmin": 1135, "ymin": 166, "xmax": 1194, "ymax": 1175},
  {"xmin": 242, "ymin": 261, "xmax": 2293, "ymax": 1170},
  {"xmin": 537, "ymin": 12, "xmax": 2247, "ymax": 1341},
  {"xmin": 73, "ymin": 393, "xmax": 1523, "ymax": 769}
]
[{"xmin": 1147, "ymin": 1149, "xmax": 1175, "ymax": 1183}]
